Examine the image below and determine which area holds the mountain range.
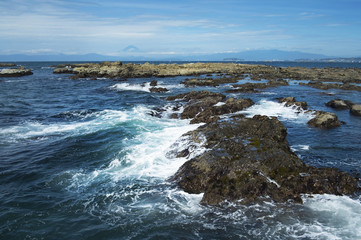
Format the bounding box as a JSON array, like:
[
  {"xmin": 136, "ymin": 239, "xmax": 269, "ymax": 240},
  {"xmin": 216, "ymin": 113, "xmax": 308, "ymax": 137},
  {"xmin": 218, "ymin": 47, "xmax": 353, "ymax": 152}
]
[{"xmin": 0, "ymin": 50, "xmax": 335, "ymax": 62}]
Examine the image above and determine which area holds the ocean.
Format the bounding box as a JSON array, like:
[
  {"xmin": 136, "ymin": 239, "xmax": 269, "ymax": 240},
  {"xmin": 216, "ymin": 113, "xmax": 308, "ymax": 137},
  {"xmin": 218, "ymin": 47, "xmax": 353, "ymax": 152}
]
[{"xmin": 0, "ymin": 61, "xmax": 360, "ymax": 239}]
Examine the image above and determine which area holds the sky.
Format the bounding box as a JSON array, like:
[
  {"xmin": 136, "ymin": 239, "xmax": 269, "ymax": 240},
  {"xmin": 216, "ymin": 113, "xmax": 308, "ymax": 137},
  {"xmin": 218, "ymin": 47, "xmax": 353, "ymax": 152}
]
[{"xmin": 1, "ymin": 0, "xmax": 361, "ymax": 58}]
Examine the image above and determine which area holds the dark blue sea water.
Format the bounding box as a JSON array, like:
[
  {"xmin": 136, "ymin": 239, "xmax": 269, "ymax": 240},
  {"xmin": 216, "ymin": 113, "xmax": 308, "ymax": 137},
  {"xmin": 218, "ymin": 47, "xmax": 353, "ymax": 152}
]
[{"xmin": 1, "ymin": 62, "xmax": 360, "ymax": 240}]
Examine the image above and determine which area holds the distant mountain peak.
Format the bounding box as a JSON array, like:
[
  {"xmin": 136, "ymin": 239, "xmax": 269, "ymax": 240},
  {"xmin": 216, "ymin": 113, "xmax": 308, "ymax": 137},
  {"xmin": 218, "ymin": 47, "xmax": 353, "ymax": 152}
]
[{"xmin": 123, "ymin": 45, "xmax": 139, "ymax": 52}]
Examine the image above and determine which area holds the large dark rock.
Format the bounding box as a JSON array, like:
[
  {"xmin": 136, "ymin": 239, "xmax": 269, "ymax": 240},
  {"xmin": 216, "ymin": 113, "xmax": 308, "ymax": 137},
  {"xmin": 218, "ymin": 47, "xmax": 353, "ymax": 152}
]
[
  {"xmin": 326, "ymin": 99, "xmax": 354, "ymax": 110},
  {"xmin": 170, "ymin": 115, "xmax": 358, "ymax": 205},
  {"xmin": 307, "ymin": 111, "xmax": 341, "ymax": 129}
]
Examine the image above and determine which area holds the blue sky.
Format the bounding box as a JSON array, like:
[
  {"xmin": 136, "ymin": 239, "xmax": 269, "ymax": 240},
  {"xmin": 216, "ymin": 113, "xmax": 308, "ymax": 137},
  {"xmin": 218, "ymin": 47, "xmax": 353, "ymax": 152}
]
[{"xmin": 1, "ymin": 0, "xmax": 361, "ymax": 57}]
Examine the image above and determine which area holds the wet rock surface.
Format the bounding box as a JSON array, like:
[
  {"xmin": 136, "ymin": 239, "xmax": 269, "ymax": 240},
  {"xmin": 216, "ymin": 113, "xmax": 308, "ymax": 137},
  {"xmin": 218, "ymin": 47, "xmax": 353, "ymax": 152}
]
[
  {"xmin": 300, "ymin": 81, "xmax": 361, "ymax": 92},
  {"xmin": 307, "ymin": 111, "xmax": 341, "ymax": 129},
  {"xmin": 326, "ymin": 99, "xmax": 354, "ymax": 110},
  {"xmin": 350, "ymin": 104, "xmax": 361, "ymax": 116},
  {"xmin": 170, "ymin": 115, "xmax": 358, "ymax": 205},
  {"xmin": 0, "ymin": 67, "xmax": 33, "ymax": 77},
  {"xmin": 167, "ymin": 91, "xmax": 254, "ymax": 124}
]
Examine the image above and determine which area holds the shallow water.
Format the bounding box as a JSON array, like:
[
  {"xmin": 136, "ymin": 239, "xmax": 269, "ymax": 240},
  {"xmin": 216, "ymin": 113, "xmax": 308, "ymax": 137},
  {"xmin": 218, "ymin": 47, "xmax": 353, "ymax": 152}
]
[{"xmin": 0, "ymin": 62, "xmax": 360, "ymax": 239}]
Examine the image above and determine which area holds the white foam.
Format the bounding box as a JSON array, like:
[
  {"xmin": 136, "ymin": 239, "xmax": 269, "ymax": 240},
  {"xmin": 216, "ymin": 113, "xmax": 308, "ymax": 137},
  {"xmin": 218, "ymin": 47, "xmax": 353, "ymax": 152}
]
[
  {"xmin": 214, "ymin": 102, "xmax": 226, "ymax": 107},
  {"xmin": 300, "ymin": 194, "xmax": 361, "ymax": 239},
  {"xmin": 65, "ymin": 115, "xmax": 203, "ymax": 192},
  {"xmin": 240, "ymin": 99, "xmax": 314, "ymax": 124},
  {"xmin": 291, "ymin": 144, "xmax": 310, "ymax": 152},
  {"xmin": 111, "ymin": 82, "xmax": 151, "ymax": 92}
]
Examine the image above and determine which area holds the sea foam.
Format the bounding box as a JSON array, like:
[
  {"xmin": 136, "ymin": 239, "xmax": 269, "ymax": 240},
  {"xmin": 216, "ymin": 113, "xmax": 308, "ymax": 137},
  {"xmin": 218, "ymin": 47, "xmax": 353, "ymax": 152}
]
[{"xmin": 240, "ymin": 99, "xmax": 314, "ymax": 124}]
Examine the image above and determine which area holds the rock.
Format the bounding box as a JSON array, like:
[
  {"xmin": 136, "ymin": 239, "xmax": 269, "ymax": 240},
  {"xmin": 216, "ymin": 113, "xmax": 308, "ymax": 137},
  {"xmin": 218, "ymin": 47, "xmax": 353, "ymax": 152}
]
[
  {"xmin": 350, "ymin": 104, "xmax": 361, "ymax": 116},
  {"xmin": 149, "ymin": 87, "xmax": 168, "ymax": 93},
  {"xmin": 170, "ymin": 113, "xmax": 179, "ymax": 119},
  {"xmin": 226, "ymin": 83, "xmax": 267, "ymax": 93},
  {"xmin": 183, "ymin": 78, "xmax": 219, "ymax": 87},
  {"xmin": 0, "ymin": 67, "xmax": 33, "ymax": 77},
  {"xmin": 150, "ymin": 80, "xmax": 158, "ymax": 86},
  {"xmin": 277, "ymin": 97, "xmax": 308, "ymax": 110},
  {"xmin": 300, "ymin": 81, "xmax": 361, "ymax": 92},
  {"xmin": 0, "ymin": 63, "xmax": 16, "ymax": 67},
  {"xmin": 307, "ymin": 111, "xmax": 341, "ymax": 128},
  {"xmin": 53, "ymin": 67, "xmax": 74, "ymax": 74},
  {"xmin": 326, "ymin": 99, "xmax": 354, "ymax": 110},
  {"xmin": 167, "ymin": 91, "xmax": 252, "ymax": 124},
  {"xmin": 190, "ymin": 98, "xmax": 254, "ymax": 124},
  {"xmin": 50, "ymin": 62, "xmax": 361, "ymax": 85},
  {"xmin": 170, "ymin": 115, "xmax": 358, "ymax": 205}
]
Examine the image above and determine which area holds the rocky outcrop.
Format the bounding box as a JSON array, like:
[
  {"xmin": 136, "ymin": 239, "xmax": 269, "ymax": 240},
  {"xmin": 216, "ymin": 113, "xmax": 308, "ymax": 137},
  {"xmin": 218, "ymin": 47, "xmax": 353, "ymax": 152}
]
[
  {"xmin": 52, "ymin": 61, "xmax": 361, "ymax": 84},
  {"xmin": 167, "ymin": 91, "xmax": 254, "ymax": 124},
  {"xmin": 277, "ymin": 97, "xmax": 308, "ymax": 110},
  {"xmin": 190, "ymin": 98, "xmax": 254, "ymax": 124},
  {"xmin": 307, "ymin": 111, "xmax": 341, "ymax": 128},
  {"xmin": 170, "ymin": 115, "xmax": 358, "ymax": 205},
  {"xmin": 326, "ymin": 99, "xmax": 354, "ymax": 110},
  {"xmin": 182, "ymin": 76, "xmax": 239, "ymax": 87},
  {"xmin": 226, "ymin": 80, "xmax": 289, "ymax": 93},
  {"xmin": 300, "ymin": 81, "xmax": 361, "ymax": 92},
  {"xmin": 0, "ymin": 63, "xmax": 16, "ymax": 67},
  {"xmin": 226, "ymin": 83, "xmax": 268, "ymax": 93},
  {"xmin": 53, "ymin": 67, "xmax": 74, "ymax": 74},
  {"xmin": 350, "ymin": 104, "xmax": 361, "ymax": 116},
  {"xmin": 149, "ymin": 87, "xmax": 168, "ymax": 93},
  {"xmin": 0, "ymin": 67, "xmax": 33, "ymax": 77}
]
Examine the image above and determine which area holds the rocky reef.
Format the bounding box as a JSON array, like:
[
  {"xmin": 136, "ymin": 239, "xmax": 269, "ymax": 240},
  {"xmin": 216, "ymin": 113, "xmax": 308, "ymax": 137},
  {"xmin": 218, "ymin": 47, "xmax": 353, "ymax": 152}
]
[
  {"xmin": 0, "ymin": 63, "xmax": 16, "ymax": 67},
  {"xmin": 53, "ymin": 61, "xmax": 361, "ymax": 85},
  {"xmin": 170, "ymin": 114, "xmax": 358, "ymax": 205},
  {"xmin": 0, "ymin": 67, "xmax": 33, "ymax": 77}
]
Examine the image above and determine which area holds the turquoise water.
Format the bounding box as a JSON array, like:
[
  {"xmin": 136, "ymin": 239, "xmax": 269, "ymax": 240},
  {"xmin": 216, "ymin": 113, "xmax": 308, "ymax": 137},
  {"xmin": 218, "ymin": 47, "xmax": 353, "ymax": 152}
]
[{"xmin": 0, "ymin": 62, "xmax": 360, "ymax": 239}]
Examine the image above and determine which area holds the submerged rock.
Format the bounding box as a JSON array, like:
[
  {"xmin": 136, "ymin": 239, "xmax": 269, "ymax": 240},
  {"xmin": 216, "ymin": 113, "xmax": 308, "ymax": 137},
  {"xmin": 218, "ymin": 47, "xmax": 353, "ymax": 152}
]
[
  {"xmin": 170, "ymin": 115, "xmax": 358, "ymax": 205},
  {"xmin": 307, "ymin": 111, "xmax": 341, "ymax": 129},
  {"xmin": 0, "ymin": 67, "xmax": 33, "ymax": 77}
]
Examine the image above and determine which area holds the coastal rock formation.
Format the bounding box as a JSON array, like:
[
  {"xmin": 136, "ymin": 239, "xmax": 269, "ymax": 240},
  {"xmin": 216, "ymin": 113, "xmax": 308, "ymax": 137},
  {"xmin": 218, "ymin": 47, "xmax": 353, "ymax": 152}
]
[
  {"xmin": 182, "ymin": 76, "xmax": 239, "ymax": 87},
  {"xmin": 190, "ymin": 98, "xmax": 254, "ymax": 124},
  {"xmin": 226, "ymin": 79, "xmax": 289, "ymax": 93},
  {"xmin": 0, "ymin": 67, "xmax": 33, "ymax": 77},
  {"xmin": 350, "ymin": 104, "xmax": 361, "ymax": 116},
  {"xmin": 326, "ymin": 99, "xmax": 354, "ymax": 110},
  {"xmin": 300, "ymin": 81, "xmax": 361, "ymax": 92},
  {"xmin": 0, "ymin": 63, "xmax": 16, "ymax": 67},
  {"xmin": 307, "ymin": 111, "xmax": 341, "ymax": 128},
  {"xmin": 53, "ymin": 61, "xmax": 361, "ymax": 84},
  {"xmin": 170, "ymin": 115, "xmax": 357, "ymax": 205},
  {"xmin": 277, "ymin": 97, "xmax": 308, "ymax": 110},
  {"xmin": 167, "ymin": 91, "xmax": 254, "ymax": 123}
]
